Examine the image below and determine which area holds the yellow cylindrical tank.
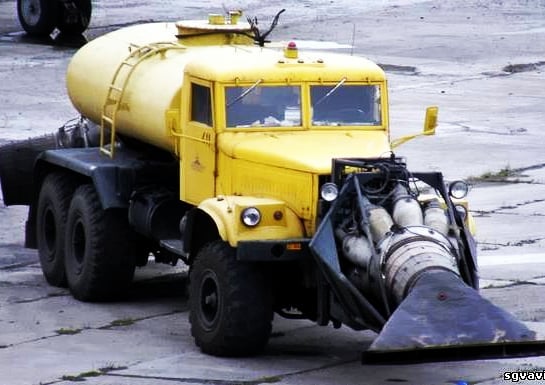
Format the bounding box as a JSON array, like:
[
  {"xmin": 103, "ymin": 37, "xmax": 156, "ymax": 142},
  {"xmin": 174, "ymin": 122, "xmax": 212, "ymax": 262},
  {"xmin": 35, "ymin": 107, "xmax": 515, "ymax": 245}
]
[
  {"xmin": 67, "ymin": 23, "xmax": 185, "ymax": 152},
  {"xmin": 66, "ymin": 20, "xmax": 252, "ymax": 153}
]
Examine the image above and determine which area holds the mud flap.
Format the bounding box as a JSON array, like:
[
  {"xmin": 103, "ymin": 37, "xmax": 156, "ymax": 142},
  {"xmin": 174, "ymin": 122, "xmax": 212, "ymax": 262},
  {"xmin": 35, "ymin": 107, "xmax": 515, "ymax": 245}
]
[{"xmin": 0, "ymin": 134, "xmax": 58, "ymax": 205}]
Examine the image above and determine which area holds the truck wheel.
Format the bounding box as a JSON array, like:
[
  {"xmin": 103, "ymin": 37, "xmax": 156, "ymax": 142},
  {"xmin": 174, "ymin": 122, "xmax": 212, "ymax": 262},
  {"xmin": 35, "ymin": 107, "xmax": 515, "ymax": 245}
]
[
  {"xmin": 17, "ymin": 0, "xmax": 57, "ymax": 36},
  {"xmin": 189, "ymin": 241, "xmax": 273, "ymax": 356},
  {"xmin": 36, "ymin": 172, "xmax": 77, "ymax": 287},
  {"xmin": 57, "ymin": 0, "xmax": 92, "ymax": 35},
  {"xmin": 64, "ymin": 185, "xmax": 135, "ymax": 301}
]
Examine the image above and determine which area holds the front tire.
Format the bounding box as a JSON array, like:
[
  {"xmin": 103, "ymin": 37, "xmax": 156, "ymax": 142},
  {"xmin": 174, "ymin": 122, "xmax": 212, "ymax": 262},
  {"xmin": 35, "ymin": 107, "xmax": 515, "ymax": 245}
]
[
  {"xmin": 64, "ymin": 185, "xmax": 135, "ymax": 301},
  {"xmin": 36, "ymin": 172, "xmax": 77, "ymax": 287},
  {"xmin": 189, "ymin": 241, "xmax": 273, "ymax": 357},
  {"xmin": 17, "ymin": 0, "xmax": 57, "ymax": 36}
]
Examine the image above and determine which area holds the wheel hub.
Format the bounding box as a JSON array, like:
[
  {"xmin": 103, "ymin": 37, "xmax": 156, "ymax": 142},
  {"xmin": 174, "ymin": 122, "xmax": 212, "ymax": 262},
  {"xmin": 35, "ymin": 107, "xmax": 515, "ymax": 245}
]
[
  {"xmin": 43, "ymin": 206, "xmax": 57, "ymax": 261},
  {"xmin": 199, "ymin": 271, "xmax": 221, "ymax": 330},
  {"xmin": 21, "ymin": 0, "xmax": 41, "ymax": 26},
  {"xmin": 71, "ymin": 219, "xmax": 86, "ymax": 274}
]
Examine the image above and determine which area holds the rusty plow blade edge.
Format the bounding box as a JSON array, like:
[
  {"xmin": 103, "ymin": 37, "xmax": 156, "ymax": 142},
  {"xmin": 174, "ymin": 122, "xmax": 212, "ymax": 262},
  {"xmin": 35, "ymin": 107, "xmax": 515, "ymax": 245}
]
[{"xmin": 361, "ymin": 271, "xmax": 545, "ymax": 364}]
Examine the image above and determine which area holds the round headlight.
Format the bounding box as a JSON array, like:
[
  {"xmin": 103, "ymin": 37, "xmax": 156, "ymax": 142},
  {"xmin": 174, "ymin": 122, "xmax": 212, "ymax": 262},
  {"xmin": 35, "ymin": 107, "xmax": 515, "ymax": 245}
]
[
  {"xmin": 320, "ymin": 182, "xmax": 339, "ymax": 202},
  {"xmin": 241, "ymin": 207, "xmax": 261, "ymax": 227},
  {"xmin": 449, "ymin": 180, "xmax": 469, "ymax": 199},
  {"xmin": 454, "ymin": 204, "xmax": 468, "ymax": 221}
]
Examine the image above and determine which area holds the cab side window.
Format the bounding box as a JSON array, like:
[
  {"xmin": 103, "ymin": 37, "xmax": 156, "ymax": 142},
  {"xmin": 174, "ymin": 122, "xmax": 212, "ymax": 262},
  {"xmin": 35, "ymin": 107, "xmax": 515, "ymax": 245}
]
[{"xmin": 191, "ymin": 83, "xmax": 212, "ymax": 126}]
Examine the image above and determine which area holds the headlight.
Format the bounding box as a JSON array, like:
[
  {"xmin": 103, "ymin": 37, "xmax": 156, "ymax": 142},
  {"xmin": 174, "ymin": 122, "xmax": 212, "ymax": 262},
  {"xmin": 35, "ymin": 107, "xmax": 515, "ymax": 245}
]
[
  {"xmin": 449, "ymin": 180, "xmax": 469, "ymax": 199},
  {"xmin": 320, "ymin": 182, "xmax": 339, "ymax": 202},
  {"xmin": 454, "ymin": 204, "xmax": 468, "ymax": 221},
  {"xmin": 241, "ymin": 207, "xmax": 261, "ymax": 227}
]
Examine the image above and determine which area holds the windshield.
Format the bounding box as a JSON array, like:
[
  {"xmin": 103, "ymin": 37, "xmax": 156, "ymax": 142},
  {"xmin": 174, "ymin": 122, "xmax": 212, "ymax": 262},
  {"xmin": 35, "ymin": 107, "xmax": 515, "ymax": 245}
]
[
  {"xmin": 311, "ymin": 84, "xmax": 381, "ymax": 126},
  {"xmin": 226, "ymin": 85, "xmax": 301, "ymax": 128}
]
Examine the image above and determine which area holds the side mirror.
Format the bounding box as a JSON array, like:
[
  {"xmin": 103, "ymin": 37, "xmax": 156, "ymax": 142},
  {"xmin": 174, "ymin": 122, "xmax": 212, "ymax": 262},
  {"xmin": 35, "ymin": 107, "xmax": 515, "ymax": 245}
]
[
  {"xmin": 423, "ymin": 106, "xmax": 438, "ymax": 135},
  {"xmin": 391, "ymin": 106, "xmax": 439, "ymax": 149}
]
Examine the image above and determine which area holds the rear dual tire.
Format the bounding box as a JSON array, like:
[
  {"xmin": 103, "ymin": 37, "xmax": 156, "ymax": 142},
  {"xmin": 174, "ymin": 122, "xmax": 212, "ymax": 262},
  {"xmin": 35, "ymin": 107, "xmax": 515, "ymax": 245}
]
[
  {"xmin": 64, "ymin": 185, "xmax": 136, "ymax": 301},
  {"xmin": 36, "ymin": 172, "xmax": 77, "ymax": 287}
]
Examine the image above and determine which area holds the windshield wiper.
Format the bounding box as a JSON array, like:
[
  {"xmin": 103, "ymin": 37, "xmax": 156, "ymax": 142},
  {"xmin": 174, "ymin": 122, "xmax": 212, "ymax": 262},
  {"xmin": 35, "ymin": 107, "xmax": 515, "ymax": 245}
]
[
  {"xmin": 227, "ymin": 79, "xmax": 263, "ymax": 108},
  {"xmin": 314, "ymin": 77, "xmax": 347, "ymax": 106}
]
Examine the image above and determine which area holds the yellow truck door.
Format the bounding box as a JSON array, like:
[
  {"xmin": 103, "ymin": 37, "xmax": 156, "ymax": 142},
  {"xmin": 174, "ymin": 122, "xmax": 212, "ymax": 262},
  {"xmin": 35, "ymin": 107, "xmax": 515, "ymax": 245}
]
[{"xmin": 180, "ymin": 79, "xmax": 216, "ymax": 204}]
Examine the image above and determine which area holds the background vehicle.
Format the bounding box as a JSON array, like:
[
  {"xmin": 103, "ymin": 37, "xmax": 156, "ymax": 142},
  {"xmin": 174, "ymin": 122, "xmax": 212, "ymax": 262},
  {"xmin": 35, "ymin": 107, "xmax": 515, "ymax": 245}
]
[
  {"xmin": 17, "ymin": 0, "xmax": 92, "ymax": 36},
  {"xmin": 1, "ymin": 11, "xmax": 543, "ymax": 361}
]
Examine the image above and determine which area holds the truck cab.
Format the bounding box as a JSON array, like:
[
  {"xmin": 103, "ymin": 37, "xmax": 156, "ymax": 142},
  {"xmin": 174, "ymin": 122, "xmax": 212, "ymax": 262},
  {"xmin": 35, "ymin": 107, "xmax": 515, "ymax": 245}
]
[{"xmin": 179, "ymin": 43, "xmax": 391, "ymax": 246}]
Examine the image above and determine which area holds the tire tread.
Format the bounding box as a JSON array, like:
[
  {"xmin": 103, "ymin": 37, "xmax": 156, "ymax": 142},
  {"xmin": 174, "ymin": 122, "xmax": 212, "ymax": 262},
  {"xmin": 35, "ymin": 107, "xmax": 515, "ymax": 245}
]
[{"xmin": 189, "ymin": 241, "xmax": 272, "ymax": 356}]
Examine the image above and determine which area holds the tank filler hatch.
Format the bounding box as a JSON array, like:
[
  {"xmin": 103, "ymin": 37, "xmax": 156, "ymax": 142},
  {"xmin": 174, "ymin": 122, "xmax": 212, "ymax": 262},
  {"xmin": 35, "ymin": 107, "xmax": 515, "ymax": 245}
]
[
  {"xmin": 175, "ymin": 12, "xmax": 253, "ymax": 46},
  {"xmin": 175, "ymin": 9, "xmax": 286, "ymax": 47}
]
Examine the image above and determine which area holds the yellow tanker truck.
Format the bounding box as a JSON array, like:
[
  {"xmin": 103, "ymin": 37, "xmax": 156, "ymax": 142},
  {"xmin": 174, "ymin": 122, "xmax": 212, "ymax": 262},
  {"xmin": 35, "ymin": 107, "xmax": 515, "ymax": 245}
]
[{"xmin": 1, "ymin": 11, "xmax": 544, "ymax": 361}]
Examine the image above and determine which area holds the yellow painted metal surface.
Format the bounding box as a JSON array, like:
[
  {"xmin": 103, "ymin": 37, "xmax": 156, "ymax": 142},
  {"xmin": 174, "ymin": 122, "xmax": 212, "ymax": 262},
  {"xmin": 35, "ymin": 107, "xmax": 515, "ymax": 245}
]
[
  {"xmin": 66, "ymin": 20, "xmax": 396, "ymax": 241},
  {"xmin": 184, "ymin": 50, "xmax": 385, "ymax": 85},
  {"xmin": 198, "ymin": 196, "xmax": 306, "ymax": 246},
  {"xmin": 391, "ymin": 106, "xmax": 438, "ymax": 149},
  {"xmin": 180, "ymin": 120, "xmax": 216, "ymax": 205},
  {"xmin": 67, "ymin": 22, "xmax": 387, "ymax": 154},
  {"xmin": 219, "ymin": 130, "xmax": 390, "ymax": 173},
  {"xmin": 215, "ymin": 130, "xmax": 390, "ymax": 236},
  {"xmin": 176, "ymin": 18, "xmax": 253, "ymax": 46},
  {"xmin": 67, "ymin": 23, "xmax": 187, "ymax": 151}
]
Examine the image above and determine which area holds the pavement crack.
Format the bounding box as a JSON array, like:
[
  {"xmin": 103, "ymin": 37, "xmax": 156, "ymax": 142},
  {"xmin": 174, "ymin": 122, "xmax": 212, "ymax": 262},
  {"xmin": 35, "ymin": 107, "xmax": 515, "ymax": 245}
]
[
  {"xmin": 502, "ymin": 61, "xmax": 545, "ymax": 74},
  {"xmin": 378, "ymin": 63, "xmax": 419, "ymax": 74},
  {"xmin": 104, "ymin": 373, "xmax": 251, "ymax": 385},
  {"xmin": 478, "ymin": 237, "xmax": 545, "ymax": 248},
  {"xmin": 1, "ymin": 310, "xmax": 185, "ymax": 350},
  {"xmin": 256, "ymin": 357, "xmax": 358, "ymax": 384},
  {"xmin": 472, "ymin": 198, "xmax": 545, "ymax": 216},
  {"xmin": 482, "ymin": 280, "xmax": 539, "ymax": 289},
  {"xmin": 97, "ymin": 309, "xmax": 185, "ymax": 330},
  {"xmin": 103, "ymin": 357, "xmax": 358, "ymax": 384},
  {"xmin": 0, "ymin": 260, "xmax": 38, "ymax": 270},
  {"xmin": 514, "ymin": 162, "xmax": 545, "ymax": 173},
  {"xmin": 9, "ymin": 292, "xmax": 68, "ymax": 304},
  {"xmin": 450, "ymin": 121, "xmax": 529, "ymax": 136},
  {"xmin": 104, "ymin": 373, "xmax": 260, "ymax": 384}
]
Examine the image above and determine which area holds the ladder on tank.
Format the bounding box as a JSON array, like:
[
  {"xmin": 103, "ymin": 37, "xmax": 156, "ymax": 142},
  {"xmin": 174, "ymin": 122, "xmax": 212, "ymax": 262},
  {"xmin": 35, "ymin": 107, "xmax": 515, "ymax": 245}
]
[{"xmin": 100, "ymin": 41, "xmax": 186, "ymax": 158}]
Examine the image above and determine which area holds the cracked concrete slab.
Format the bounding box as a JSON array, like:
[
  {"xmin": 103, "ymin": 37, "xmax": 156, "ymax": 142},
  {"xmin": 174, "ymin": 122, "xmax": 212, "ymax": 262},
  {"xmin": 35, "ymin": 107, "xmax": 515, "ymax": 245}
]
[
  {"xmin": 483, "ymin": 285, "xmax": 545, "ymax": 322},
  {"xmin": 479, "ymin": 255, "xmax": 545, "ymax": 282}
]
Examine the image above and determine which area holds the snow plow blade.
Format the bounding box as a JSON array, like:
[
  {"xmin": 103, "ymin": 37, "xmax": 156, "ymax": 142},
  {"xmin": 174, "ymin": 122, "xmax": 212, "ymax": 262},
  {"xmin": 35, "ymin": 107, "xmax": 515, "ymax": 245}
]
[{"xmin": 362, "ymin": 270, "xmax": 545, "ymax": 364}]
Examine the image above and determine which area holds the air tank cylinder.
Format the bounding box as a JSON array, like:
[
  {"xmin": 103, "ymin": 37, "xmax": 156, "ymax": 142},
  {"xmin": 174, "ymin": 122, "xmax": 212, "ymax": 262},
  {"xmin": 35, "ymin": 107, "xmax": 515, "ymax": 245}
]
[
  {"xmin": 392, "ymin": 184, "xmax": 423, "ymax": 227},
  {"xmin": 424, "ymin": 199, "xmax": 449, "ymax": 235},
  {"xmin": 340, "ymin": 234, "xmax": 373, "ymax": 268},
  {"xmin": 368, "ymin": 205, "xmax": 394, "ymax": 241}
]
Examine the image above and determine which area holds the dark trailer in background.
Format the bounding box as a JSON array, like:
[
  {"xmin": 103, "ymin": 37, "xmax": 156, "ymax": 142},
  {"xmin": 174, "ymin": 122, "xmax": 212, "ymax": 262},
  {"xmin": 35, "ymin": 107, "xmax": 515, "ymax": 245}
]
[{"xmin": 17, "ymin": 0, "xmax": 92, "ymax": 36}]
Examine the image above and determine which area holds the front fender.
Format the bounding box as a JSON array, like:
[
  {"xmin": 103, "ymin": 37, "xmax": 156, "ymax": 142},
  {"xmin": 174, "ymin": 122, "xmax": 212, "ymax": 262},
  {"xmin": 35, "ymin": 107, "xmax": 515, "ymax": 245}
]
[{"xmin": 198, "ymin": 196, "xmax": 305, "ymax": 247}]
